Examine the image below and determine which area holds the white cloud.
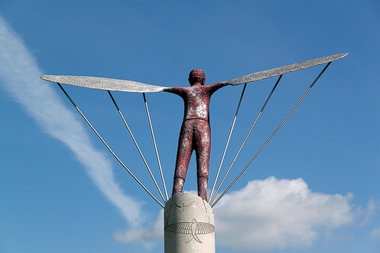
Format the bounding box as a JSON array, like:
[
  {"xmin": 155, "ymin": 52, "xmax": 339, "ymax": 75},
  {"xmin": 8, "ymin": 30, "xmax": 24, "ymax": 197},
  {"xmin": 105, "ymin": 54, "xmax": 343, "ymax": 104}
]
[
  {"xmin": 114, "ymin": 209, "xmax": 164, "ymax": 246},
  {"xmin": 0, "ymin": 16, "xmax": 143, "ymax": 227},
  {"xmin": 213, "ymin": 176, "xmax": 356, "ymax": 251},
  {"xmin": 113, "ymin": 190, "xmax": 197, "ymax": 246},
  {"xmin": 120, "ymin": 176, "xmax": 359, "ymax": 251},
  {"xmin": 370, "ymin": 227, "xmax": 380, "ymax": 240}
]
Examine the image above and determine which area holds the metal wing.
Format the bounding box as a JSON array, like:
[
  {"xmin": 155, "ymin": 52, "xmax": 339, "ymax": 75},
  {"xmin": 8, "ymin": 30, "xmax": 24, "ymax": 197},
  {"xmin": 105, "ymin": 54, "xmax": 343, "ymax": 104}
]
[
  {"xmin": 41, "ymin": 53, "xmax": 347, "ymax": 91},
  {"xmin": 40, "ymin": 75, "xmax": 168, "ymax": 93},
  {"xmin": 222, "ymin": 52, "xmax": 348, "ymax": 86}
]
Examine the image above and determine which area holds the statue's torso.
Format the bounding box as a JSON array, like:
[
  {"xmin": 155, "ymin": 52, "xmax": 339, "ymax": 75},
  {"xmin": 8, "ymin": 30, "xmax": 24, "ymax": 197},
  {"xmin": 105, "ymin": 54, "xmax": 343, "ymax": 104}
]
[{"xmin": 182, "ymin": 85, "xmax": 211, "ymax": 121}]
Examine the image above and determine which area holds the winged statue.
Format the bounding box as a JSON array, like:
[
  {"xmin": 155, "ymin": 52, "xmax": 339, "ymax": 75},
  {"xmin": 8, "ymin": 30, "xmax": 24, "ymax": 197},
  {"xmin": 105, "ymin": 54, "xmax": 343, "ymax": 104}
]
[{"xmin": 41, "ymin": 53, "xmax": 347, "ymax": 202}]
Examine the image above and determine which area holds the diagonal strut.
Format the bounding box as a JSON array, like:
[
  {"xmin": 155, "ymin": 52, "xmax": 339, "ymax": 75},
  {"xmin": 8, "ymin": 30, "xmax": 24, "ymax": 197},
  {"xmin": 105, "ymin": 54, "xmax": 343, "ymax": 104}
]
[{"xmin": 211, "ymin": 62, "xmax": 332, "ymax": 207}]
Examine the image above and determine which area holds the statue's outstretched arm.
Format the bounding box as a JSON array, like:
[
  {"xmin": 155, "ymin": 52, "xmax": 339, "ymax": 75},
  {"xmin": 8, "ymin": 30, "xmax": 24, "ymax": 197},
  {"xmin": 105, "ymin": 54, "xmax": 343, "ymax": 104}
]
[
  {"xmin": 207, "ymin": 82, "xmax": 230, "ymax": 94},
  {"xmin": 162, "ymin": 86, "xmax": 187, "ymax": 97},
  {"xmin": 40, "ymin": 75, "xmax": 168, "ymax": 93}
]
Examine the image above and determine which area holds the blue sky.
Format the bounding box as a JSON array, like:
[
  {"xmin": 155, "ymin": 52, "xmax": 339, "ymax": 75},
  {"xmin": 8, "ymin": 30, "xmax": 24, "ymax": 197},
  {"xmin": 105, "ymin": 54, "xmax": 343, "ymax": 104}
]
[{"xmin": 0, "ymin": 1, "xmax": 379, "ymax": 252}]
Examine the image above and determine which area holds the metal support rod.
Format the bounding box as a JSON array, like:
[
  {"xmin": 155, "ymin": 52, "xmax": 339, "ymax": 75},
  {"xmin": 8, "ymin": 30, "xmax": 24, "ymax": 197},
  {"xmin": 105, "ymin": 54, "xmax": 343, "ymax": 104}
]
[
  {"xmin": 142, "ymin": 93, "xmax": 169, "ymax": 201},
  {"xmin": 211, "ymin": 62, "xmax": 331, "ymax": 207},
  {"xmin": 108, "ymin": 91, "xmax": 166, "ymax": 203},
  {"xmin": 208, "ymin": 83, "xmax": 247, "ymax": 201},
  {"xmin": 210, "ymin": 75, "xmax": 282, "ymax": 204},
  {"xmin": 57, "ymin": 83, "xmax": 164, "ymax": 208}
]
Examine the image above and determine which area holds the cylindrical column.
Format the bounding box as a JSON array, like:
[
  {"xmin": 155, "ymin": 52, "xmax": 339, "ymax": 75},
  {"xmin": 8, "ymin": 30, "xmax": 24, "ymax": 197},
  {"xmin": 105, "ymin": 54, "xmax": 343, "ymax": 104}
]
[{"xmin": 164, "ymin": 193, "xmax": 215, "ymax": 253}]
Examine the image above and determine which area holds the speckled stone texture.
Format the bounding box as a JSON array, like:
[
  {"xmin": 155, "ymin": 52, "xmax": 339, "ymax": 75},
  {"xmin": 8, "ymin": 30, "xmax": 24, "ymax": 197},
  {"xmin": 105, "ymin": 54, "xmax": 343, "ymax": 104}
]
[{"xmin": 164, "ymin": 193, "xmax": 215, "ymax": 253}]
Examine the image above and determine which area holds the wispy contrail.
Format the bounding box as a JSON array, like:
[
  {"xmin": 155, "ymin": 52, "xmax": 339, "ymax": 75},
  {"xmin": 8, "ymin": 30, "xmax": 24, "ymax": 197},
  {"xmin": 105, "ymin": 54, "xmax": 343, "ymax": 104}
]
[{"xmin": 0, "ymin": 16, "xmax": 143, "ymax": 227}]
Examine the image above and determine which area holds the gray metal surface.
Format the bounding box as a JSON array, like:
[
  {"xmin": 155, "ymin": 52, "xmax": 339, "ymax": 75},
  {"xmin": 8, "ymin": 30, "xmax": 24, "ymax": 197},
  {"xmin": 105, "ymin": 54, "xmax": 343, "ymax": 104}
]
[
  {"xmin": 41, "ymin": 53, "xmax": 347, "ymax": 93},
  {"xmin": 222, "ymin": 52, "xmax": 347, "ymax": 86},
  {"xmin": 40, "ymin": 75, "xmax": 168, "ymax": 93}
]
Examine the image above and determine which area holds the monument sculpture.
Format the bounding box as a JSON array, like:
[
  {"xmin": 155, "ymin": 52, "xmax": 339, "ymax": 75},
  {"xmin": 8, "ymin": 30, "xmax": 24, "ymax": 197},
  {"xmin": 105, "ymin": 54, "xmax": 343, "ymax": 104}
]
[
  {"xmin": 164, "ymin": 68, "xmax": 229, "ymax": 201},
  {"xmin": 41, "ymin": 52, "xmax": 347, "ymax": 252}
]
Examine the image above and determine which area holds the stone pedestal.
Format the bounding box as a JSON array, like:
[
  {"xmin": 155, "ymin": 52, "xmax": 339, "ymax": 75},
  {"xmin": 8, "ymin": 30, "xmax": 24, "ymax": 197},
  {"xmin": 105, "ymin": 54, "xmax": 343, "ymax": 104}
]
[{"xmin": 164, "ymin": 193, "xmax": 215, "ymax": 253}]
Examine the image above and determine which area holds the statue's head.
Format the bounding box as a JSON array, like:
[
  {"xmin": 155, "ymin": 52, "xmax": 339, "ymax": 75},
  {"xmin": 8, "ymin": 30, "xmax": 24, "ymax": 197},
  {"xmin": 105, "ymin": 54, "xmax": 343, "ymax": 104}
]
[{"xmin": 188, "ymin": 69, "xmax": 206, "ymax": 86}]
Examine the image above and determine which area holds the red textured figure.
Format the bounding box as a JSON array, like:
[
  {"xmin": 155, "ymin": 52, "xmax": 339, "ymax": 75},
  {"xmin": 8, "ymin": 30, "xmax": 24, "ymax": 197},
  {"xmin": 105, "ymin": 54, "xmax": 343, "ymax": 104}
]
[{"xmin": 164, "ymin": 69, "xmax": 228, "ymax": 201}]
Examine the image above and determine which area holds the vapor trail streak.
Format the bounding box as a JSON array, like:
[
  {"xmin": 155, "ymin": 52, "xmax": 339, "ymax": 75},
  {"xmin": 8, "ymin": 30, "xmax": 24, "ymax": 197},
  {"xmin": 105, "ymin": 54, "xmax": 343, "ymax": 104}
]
[{"xmin": 0, "ymin": 16, "xmax": 143, "ymax": 227}]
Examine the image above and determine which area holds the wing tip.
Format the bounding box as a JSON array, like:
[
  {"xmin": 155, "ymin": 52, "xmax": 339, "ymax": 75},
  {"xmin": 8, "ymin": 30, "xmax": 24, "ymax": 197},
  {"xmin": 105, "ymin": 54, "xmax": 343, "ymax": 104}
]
[
  {"xmin": 337, "ymin": 52, "xmax": 348, "ymax": 59},
  {"xmin": 40, "ymin": 75, "xmax": 52, "ymax": 81},
  {"xmin": 40, "ymin": 75, "xmax": 58, "ymax": 83}
]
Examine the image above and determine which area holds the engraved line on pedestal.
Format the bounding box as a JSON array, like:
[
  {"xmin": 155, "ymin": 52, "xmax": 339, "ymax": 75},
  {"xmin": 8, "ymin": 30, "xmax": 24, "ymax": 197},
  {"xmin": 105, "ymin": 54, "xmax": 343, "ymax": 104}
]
[
  {"xmin": 174, "ymin": 200, "xmax": 194, "ymax": 212},
  {"xmin": 164, "ymin": 218, "xmax": 215, "ymax": 244}
]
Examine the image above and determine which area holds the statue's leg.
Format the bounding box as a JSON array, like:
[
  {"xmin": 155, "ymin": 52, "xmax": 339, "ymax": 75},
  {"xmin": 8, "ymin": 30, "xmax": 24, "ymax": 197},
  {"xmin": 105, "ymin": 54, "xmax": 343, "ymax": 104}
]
[
  {"xmin": 172, "ymin": 120, "xmax": 193, "ymax": 196},
  {"xmin": 194, "ymin": 120, "xmax": 211, "ymax": 201}
]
